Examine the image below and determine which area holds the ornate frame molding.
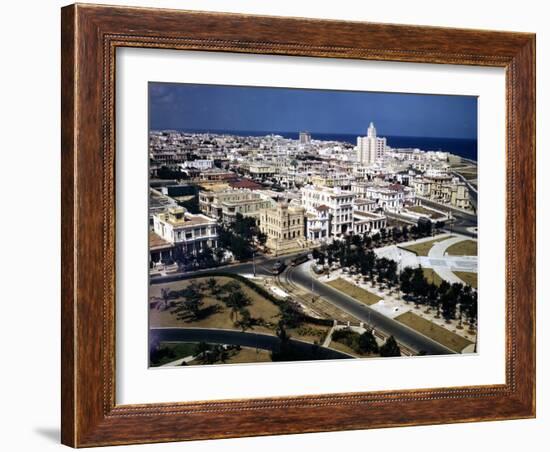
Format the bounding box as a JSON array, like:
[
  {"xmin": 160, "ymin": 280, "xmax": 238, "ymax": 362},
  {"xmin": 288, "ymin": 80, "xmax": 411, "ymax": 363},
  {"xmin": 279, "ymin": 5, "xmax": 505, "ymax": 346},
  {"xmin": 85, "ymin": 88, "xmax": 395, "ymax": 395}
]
[{"xmin": 62, "ymin": 4, "xmax": 535, "ymax": 447}]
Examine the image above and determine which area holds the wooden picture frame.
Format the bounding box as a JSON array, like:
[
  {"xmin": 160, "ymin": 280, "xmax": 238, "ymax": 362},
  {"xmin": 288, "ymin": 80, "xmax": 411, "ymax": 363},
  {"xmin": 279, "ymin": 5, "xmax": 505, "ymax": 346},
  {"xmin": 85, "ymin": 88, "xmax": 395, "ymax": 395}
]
[{"xmin": 61, "ymin": 3, "xmax": 536, "ymax": 447}]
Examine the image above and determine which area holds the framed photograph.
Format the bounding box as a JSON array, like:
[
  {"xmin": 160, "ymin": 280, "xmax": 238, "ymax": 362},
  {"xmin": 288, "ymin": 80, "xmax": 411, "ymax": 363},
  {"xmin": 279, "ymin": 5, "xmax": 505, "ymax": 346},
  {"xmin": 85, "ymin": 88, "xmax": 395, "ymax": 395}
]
[{"xmin": 61, "ymin": 3, "xmax": 536, "ymax": 447}]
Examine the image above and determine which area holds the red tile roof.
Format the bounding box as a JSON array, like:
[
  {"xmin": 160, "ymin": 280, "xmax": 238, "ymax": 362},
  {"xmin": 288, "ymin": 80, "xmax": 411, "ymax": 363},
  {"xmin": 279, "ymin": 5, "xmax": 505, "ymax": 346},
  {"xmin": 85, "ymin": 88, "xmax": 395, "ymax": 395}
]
[{"xmin": 229, "ymin": 179, "xmax": 263, "ymax": 190}]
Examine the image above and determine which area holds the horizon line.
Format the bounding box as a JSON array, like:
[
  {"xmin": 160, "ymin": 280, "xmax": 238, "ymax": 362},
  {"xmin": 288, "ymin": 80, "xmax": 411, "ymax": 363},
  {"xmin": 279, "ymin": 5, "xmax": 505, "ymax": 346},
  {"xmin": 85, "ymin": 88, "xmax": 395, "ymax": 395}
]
[{"xmin": 149, "ymin": 128, "xmax": 477, "ymax": 141}]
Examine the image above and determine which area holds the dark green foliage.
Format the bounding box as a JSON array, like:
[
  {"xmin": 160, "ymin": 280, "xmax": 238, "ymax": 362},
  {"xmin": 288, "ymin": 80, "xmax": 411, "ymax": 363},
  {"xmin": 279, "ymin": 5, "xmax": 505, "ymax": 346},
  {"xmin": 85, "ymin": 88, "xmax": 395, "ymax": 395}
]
[
  {"xmin": 331, "ymin": 328, "xmax": 378, "ymax": 355},
  {"xmin": 358, "ymin": 330, "xmax": 379, "ymax": 354},
  {"xmin": 379, "ymin": 336, "xmax": 401, "ymax": 357}
]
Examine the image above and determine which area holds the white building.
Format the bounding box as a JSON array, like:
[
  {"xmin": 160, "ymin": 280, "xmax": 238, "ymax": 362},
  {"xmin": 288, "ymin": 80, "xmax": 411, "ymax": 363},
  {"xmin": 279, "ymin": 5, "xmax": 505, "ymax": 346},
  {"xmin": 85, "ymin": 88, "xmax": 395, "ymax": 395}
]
[
  {"xmin": 301, "ymin": 185, "xmax": 355, "ymax": 237},
  {"xmin": 352, "ymin": 181, "xmax": 415, "ymax": 212},
  {"xmin": 305, "ymin": 205, "xmax": 330, "ymax": 242},
  {"xmin": 356, "ymin": 122, "xmax": 387, "ymax": 165},
  {"xmin": 152, "ymin": 206, "xmax": 218, "ymax": 255},
  {"xmin": 181, "ymin": 159, "xmax": 215, "ymax": 170},
  {"xmin": 299, "ymin": 131, "xmax": 311, "ymax": 144}
]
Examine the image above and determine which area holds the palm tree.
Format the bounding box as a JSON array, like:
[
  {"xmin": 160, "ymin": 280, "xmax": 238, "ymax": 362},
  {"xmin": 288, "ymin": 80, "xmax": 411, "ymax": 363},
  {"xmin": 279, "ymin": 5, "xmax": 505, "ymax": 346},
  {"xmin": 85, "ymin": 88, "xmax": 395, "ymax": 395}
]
[
  {"xmin": 160, "ymin": 288, "xmax": 171, "ymax": 310},
  {"xmin": 206, "ymin": 277, "xmax": 218, "ymax": 295},
  {"xmin": 225, "ymin": 289, "xmax": 250, "ymax": 323}
]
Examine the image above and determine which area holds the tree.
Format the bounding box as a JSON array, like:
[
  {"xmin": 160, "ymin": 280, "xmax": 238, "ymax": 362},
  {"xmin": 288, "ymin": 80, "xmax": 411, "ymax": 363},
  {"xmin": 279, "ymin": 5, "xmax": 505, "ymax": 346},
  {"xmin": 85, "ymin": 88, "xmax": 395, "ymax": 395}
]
[
  {"xmin": 379, "ymin": 336, "xmax": 401, "ymax": 357},
  {"xmin": 235, "ymin": 308, "xmax": 253, "ymax": 332},
  {"xmin": 215, "ymin": 247, "xmax": 226, "ymax": 264},
  {"xmin": 206, "ymin": 277, "xmax": 219, "ymax": 295},
  {"xmin": 279, "ymin": 300, "xmax": 303, "ymax": 329},
  {"xmin": 362, "ymin": 235, "xmax": 373, "ymax": 249},
  {"xmin": 441, "ymin": 290, "xmax": 457, "ymax": 323},
  {"xmin": 392, "ymin": 226, "xmax": 402, "ymax": 242},
  {"xmin": 402, "ymin": 225, "xmax": 409, "ymax": 240},
  {"xmin": 194, "ymin": 342, "xmax": 212, "ymax": 362},
  {"xmin": 400, "ymin": 267, "xmax": 414, "ymax": 299},
  {"xmin": 224, "ymin": 289, "xmax": 250, "ymax": 323},
  {"xmin": 257, "ymin": 231, "xmax": 267, "ymax": 247},
  {"xmin": 160, "ymin": 288, "xmax": 171, "ymax": 310},
  {"xmin": 411, "ymin": 267, "xmax": 428, "ymax": 306},
  {"xmin": 196, "ymin": 244, "xmax": 215, "ymax": 268},
  {"xmin": 171, "ymin": 284, "xmax": 204, "ymax": 320},
  {"xmin": 358, "ymin": 330, "xmax": 379, "ymax": 355}
]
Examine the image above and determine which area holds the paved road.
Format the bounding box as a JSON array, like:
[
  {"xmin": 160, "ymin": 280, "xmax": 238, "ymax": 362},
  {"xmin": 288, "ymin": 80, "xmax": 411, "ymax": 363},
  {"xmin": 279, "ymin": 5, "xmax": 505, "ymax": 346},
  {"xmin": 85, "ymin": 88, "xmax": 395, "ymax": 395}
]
[
  {"xmin": 150, "ymin": 327, "xmax": 352, "ymax": 360},
  {"xmin": 150, "ymin": 252, "xmax": 303, "ymax": 284},
  {"xmin": 417, "ymin": 198, "xmax": 477, "ymax": 237},
  {"xmin": 426, "ymin": 236, "xmax": 477, "ymax": 284},
  {"xmin": 287, "ymin": 263, "xmax": 454, "ymax": 356},
  {"xmin": 152, "ymin": 254, "xmax": 455, "ymax": 355}
]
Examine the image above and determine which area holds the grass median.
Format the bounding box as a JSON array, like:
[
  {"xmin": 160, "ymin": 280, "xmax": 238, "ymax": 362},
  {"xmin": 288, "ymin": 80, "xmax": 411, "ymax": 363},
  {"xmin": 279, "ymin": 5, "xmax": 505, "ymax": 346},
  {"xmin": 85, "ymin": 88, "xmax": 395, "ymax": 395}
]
[
  {"xmin": 326, "ymin": 278, "xmax": 381, "ymax": 306},
  {"xmin": 446, "ymin": 240, "xmax": 477, "ymax": 256},
  {"xmin": 453, "ymin": 271, "xmax": 478, "ymax": 289},
  {"xmin": 394, "ymin": 311, "xmax": 472, "ymax": 353},
  {"xmin": 401, "ymin": 235, "xmax": 452, "ymax": 256}
]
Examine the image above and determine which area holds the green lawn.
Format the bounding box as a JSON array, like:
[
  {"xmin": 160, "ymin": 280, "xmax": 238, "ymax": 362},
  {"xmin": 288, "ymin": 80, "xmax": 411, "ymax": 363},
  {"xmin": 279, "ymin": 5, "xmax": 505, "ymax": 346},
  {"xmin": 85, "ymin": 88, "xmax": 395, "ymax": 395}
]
[
  {"xmin": 395, "ymin": 312, "xmax": 472, "ymax": 353},
  {"xmin": 327, "ymin": 278, "xmax": 381, "ymax": 306},
  {"xmin": 446, "ymin": 240, "xmax": 477, "ymax": 256},
  {"xmin": 454, "ymin": 271, "xmax": 478, "ymax": 289},
  {"xmin": 401, "ymin": 236, "xmax": 452, "ymax": 256}
]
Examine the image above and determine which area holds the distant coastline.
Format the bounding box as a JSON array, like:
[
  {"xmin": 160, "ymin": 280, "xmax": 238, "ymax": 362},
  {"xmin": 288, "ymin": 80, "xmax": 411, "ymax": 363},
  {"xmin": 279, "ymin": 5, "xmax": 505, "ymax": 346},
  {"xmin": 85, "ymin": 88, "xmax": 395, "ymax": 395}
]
[{"xmin": 156, "ymin": 128, "xmax": 478, "ymax": 162}]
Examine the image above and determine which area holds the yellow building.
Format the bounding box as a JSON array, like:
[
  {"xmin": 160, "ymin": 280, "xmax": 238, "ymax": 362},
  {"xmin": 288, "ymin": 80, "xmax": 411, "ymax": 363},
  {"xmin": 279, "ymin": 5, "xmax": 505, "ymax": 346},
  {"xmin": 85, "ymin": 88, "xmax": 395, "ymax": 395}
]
[{"xmin": 259, "ymin": 203, "xmax": 306, "ymax": 256}]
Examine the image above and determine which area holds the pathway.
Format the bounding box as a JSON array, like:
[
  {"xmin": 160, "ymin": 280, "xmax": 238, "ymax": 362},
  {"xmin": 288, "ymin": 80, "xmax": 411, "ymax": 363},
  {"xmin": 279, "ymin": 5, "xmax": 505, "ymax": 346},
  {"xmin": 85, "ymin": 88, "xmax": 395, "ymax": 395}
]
[{"xmin": 427, "ymin": 236, "xmax": 477, "ymax": 285}]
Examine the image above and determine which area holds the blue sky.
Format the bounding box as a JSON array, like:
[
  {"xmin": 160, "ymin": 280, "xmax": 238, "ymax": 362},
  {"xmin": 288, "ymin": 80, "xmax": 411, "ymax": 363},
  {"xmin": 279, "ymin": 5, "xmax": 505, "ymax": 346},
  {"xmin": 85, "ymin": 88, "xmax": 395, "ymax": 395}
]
[{"xmin": 149, "ymin": 82, "xmax": 477, "ymax": 139}]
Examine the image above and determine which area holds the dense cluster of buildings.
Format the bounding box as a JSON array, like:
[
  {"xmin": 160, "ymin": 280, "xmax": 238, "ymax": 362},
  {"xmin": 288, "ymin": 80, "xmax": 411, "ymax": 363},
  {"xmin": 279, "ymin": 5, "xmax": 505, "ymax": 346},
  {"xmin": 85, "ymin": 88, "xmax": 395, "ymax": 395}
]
[{"xmin": 149, "ymin": 123, "xmax": 475, "ymax": 262}]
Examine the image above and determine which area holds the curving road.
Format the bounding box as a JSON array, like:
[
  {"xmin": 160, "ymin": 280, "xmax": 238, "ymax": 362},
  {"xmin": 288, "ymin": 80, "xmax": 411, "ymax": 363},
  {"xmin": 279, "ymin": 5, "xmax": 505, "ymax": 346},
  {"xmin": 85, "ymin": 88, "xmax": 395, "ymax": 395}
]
[
  {"xmin": 150, "ymin": 327, "xmax": 352, "ymax": 360},
  {"xmin": 287, "ymin": 263, "xmax": 454, "ymax": 356},
  {"xmin": 151, "ymin": 253, "xmax": 455, "ymax": 355}
]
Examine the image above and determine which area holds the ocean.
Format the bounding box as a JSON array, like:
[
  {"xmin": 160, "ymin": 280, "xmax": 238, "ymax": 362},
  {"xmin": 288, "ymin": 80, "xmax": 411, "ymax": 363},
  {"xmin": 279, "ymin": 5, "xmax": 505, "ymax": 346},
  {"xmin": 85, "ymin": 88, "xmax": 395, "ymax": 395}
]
[{"xmin": 171, "ymin": 129, "xmax": 478, "ymax": 162}]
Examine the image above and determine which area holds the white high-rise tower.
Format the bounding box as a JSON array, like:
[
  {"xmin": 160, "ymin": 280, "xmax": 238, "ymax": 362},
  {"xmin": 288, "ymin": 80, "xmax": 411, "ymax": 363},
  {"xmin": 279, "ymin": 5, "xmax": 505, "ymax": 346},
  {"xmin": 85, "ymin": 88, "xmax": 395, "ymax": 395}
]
[{"xmin": 356, "ymin": 122, "xmax": 387, "ymax": 165}]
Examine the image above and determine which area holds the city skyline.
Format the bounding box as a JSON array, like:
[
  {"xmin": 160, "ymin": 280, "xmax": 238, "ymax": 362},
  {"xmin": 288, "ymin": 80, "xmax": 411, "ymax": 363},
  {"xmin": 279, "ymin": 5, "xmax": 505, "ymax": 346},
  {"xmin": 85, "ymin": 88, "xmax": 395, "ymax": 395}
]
[{"xmin": 149, "ymin": 83, "xmax": 478, "ymax": 140}]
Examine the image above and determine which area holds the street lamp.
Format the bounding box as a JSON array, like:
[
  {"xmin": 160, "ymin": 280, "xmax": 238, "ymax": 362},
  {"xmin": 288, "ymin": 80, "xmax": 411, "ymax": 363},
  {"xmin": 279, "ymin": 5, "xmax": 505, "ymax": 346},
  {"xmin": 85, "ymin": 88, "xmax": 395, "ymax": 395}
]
[
  {"xmin": 311, "ymin": 265, "xmax": 315, "ymax": 302},
  {"xmin": 252, "ymin": 250, "xmax": 256, "ymax": 277}
]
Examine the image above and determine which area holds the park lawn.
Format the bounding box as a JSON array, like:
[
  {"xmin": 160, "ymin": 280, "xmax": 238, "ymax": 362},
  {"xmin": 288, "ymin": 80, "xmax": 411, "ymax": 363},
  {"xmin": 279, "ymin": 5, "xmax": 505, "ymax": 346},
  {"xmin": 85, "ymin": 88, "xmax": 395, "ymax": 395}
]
[
  {"xmin": 288, "ymin": 323, "xmax": 330, "ymax": 344},
  {"xmin": 150, "ymin": 342, "xmax": 197, "ymax": 367},
  {"xmin": 423, "ymin": 268, "xmax": 443, "ymax": 286},
  {"xmin": 395, "ymin": 311, "xmax": 472, "ymax": 353},
  {"xmin": 149, "ymin": 276, "xmax": 280, "ymax": 333},
  {"xmin": 327, "ymin": 278, "xmax": 381, "ymax": 306},
  {"xmin": 401, "ymin": 235, "xmax": 452, "ymax": 256},
  {"xmin": 446, "ymin": 240, "xmax": 478, "ymax": 256},
  {"xmin": 328, "ymin": 340, "xmax": 363, "ymax": 358},
  {"xmin": 222, "ymin": 347, "xmax": 272, "ymax": 364},
  {"xmin": 186, "ymin": 346, "xmax": 273, "ymax": 366},
  {"xmin": 454, "ymin": 271, "xmax": 478, "ymax": 289},
  {"xmin": 407, "ymin": 205, "xmax": 445, "ymax": 219}
]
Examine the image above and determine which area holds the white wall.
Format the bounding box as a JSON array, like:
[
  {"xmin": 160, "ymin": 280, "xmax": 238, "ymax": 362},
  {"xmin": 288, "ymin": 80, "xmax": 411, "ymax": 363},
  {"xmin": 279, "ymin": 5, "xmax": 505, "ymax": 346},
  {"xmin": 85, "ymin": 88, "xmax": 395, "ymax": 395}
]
[{"xmin": 0, "ymin": 0, "xmax": 546, "ymax": 451}]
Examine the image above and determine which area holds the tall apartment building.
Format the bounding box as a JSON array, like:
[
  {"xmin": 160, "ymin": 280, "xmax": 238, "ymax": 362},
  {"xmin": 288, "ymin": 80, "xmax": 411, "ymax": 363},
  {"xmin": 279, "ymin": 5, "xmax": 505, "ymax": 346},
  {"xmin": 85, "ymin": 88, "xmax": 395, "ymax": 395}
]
[
  {"xmin": 299, "ymin": 131, "xmax": 311, "ymax": 144},
  {"xmin": 356, "ymin": 122, "xmax": 387, "ymax": 165}
]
